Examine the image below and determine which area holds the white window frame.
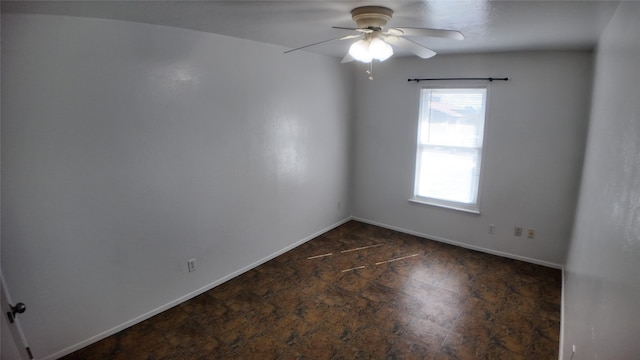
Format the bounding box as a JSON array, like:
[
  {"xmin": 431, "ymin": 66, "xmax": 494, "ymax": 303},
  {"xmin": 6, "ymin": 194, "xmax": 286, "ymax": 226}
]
[{"xmin": 410, "ymin": 86, "xmax": 488, "ymax": 214}]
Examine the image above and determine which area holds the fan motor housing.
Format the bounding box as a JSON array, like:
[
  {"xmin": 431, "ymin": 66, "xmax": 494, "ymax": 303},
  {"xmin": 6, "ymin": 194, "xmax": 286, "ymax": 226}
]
[{"xmin": 351, "ymin": 6, "xmax": 393, "ymax": 29}]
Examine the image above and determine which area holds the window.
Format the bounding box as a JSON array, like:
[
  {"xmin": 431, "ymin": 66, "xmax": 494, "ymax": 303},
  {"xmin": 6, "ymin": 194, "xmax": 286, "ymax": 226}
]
[{"xmin": 411, "ymin": 88, "xmax": 487, "ymax": 213}]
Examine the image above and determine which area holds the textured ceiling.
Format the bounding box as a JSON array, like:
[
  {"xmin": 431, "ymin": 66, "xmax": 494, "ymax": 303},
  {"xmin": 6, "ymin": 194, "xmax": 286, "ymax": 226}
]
[{"xmin": 2, "ymin": 1, "xmax": 621, "ymax": 58}]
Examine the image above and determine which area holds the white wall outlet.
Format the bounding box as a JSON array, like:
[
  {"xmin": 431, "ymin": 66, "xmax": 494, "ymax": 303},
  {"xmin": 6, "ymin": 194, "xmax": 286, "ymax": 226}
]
[
  {"xmin": 489, "ymin": 224, "xmax": 495, "ymax": 234},
  {"xmin": 187, "ymin": 258, "xmax": 197, "ymax": 272},
  {"xmin": 528, "ymin": 228, "xmax": 536, "ymax": 239},
  {"xmin": 514, "ymin": 226, "xmax": 523, "ymax": 236}
]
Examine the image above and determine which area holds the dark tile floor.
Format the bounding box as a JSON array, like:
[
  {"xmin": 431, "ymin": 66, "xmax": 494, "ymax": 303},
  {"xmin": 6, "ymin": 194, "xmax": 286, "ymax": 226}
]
[{"xmin": 61, "ymin": 221, "xmax": 561, "ymax": 359}]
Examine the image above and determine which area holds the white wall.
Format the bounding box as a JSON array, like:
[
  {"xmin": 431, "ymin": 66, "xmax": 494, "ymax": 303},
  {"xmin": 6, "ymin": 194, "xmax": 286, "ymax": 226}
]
[
  {"xmin": 1, "ymin": 14, "xmax": 352, "ymax": 359},
  {"xmin": 351, "ymin": 51, "xmax": 592, "ymax": 266},
  {"xmin": 563, "ymin": 2, "xmax": 640, "ymax": 358}
]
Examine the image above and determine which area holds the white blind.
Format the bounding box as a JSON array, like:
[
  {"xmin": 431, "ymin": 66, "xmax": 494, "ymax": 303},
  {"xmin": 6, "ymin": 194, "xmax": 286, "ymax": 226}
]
[{"xmin": 414, "ymin": 88, "xmax": 487, "ymax": 210}]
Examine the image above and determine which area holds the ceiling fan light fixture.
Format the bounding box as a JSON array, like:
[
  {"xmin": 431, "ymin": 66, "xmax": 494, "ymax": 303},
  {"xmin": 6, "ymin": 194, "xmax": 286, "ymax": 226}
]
[
  {"xmin": 349, "ymin": 39, "xmax": 373, "ymax": 62},
  {"xmin": 369, "ymin": 38, "xmax": 393, "ymax": 61},
  {"xmin": 348, "ymin": 37, "xmax": 393, "ymax": 63}
]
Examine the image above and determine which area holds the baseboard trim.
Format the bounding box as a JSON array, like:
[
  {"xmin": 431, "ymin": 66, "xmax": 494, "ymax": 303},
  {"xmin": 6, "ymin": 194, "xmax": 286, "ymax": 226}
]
[
  {"xmin": 351, "ymin": 216, "xmax": 563, "ymax": 269},
  {"xmin": 559, "ymin": 268, "xmax": 566, "ymax": 360},
  {"xmin": 44, "ymin": 216, "xmax": 352, "ymax": 360}
]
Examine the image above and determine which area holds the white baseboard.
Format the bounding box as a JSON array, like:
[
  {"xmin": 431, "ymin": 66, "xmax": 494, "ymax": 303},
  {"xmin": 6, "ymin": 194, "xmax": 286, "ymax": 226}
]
[
  {"xmin": 44, "ymin": 216, "xmax": 352, "ymax": 360},
  {"xmin": 351, "ymin": 216, "xmax": 564, "ymax": 269}
]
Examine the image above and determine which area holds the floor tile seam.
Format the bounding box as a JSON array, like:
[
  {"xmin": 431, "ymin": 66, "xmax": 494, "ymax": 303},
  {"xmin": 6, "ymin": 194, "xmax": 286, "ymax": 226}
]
[
  {"xmin": 435, "ymin": 328, "xmax": 454, "ymax": 356},
  {"xmin": 443, "ymin": 322, "xmax": 492, "ymax": 349},
  {"xmin": 432, "ymin": 302, "xmax": 467, "ymax": 353},
  {"xmin": 398, "ymin": 324, "xmax": 451, "ymax": 355}
]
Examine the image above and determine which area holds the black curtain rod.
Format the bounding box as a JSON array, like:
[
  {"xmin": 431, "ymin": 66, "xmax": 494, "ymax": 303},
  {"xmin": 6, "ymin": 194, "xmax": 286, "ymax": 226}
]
[{"xmin": 408, "ymin": 77, "xmax": 509, "ymax": 83}]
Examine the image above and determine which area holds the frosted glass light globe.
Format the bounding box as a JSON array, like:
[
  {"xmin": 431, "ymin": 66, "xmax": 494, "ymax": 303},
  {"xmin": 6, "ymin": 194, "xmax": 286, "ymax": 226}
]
[
  {"xmin": 369, "ymin": 38, "xmax": 393, "ymax": 61},
  {"xmin": 348, "ymin": 40, "xmax": 373, "ymax": 63}
]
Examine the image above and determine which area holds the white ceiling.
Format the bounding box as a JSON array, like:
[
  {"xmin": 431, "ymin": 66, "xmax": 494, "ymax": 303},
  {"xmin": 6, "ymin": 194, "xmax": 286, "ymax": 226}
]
[{"xmin": 2, "ymin": 1, "xmax": 621, "ymax": 58}]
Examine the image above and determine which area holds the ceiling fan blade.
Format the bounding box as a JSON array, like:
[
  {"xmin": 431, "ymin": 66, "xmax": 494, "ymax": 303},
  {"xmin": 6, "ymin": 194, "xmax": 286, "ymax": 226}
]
[
  {"xmin": 341, "ymin": 52, "xmax": 356, "ymax": 63},
  {"xmin": 284, "ymin": 34, "xmax": 360, "ymax": 54},
  {"xmin": 390, "ymin": 27, "xmax": 464, "ymax": 40},
  {"xmin": 332, "ymin": 26, "xmax": 374, "ymax": 33},
  {"xmin": 385, "ymin": 36, "xmax": 437, "ymax": 59}
]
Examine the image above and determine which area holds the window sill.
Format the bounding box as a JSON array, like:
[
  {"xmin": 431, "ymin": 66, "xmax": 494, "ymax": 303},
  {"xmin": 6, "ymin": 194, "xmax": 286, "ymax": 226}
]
[{"xmin": 409, "ymin": 197, "xmax": 480, "ymax": 215}]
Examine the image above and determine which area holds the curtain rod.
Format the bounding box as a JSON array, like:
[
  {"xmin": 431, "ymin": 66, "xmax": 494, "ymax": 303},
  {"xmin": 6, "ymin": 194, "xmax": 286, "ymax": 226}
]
[{"xmin": 407, "ymin": 77, "xmax": 509, "ymax": 83}]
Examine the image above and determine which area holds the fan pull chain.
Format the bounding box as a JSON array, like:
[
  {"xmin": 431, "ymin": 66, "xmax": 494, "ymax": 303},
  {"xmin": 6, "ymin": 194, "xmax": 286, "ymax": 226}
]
[{"xmin": 366, "ymin": 61, "xmax": 374, "ymax": 80}]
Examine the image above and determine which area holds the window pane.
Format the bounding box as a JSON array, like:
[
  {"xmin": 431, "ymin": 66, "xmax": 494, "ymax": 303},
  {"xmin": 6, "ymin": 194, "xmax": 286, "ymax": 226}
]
[
  {"xmin": 419, "ymin": 89, "xmax": 486, "ymax": 147},
  {"xmin": 414, "ymin": 87, "xmax": 487, "ymax": 211},
  {"xmin": 416, "ymin": 146, "xmax": 480, "ymax": 204}
]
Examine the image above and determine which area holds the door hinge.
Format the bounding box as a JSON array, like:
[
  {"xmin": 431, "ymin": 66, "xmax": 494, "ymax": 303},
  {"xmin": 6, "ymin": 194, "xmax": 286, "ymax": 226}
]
[{"xmin": 26, "ymin": 347, "xmax": 34, "ymax": 359}]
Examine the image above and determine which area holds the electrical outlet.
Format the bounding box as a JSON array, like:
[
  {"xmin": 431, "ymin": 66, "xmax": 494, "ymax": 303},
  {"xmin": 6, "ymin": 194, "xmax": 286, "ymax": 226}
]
[
  {"xmin": 528, "ymin": 228, "xmax": 536, "ymax": 239},
  {"xmin": 514, "ymin": 226, "xmax": 523, "ymax": 237},
  {"xmin": 187, "ymin": 258, "xmax": 197, "ymax": 272},
  {"xmin": 488, "ymin": 224, "xmax": 495, "ymax": 234}
]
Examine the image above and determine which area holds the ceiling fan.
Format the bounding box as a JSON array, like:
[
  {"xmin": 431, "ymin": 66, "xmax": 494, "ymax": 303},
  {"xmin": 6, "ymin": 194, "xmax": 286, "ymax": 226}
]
[{"xmin": 284, "ymin": 6, "xmax": 464, "ymax": 72}]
